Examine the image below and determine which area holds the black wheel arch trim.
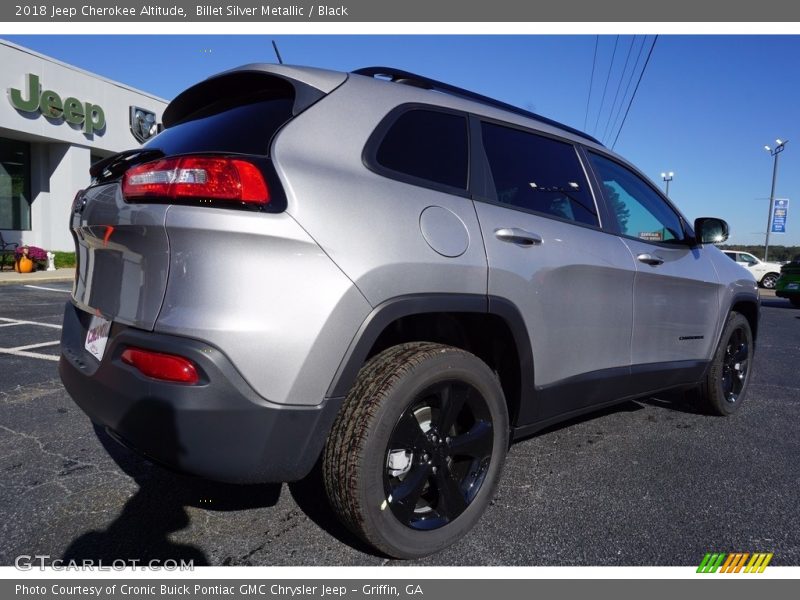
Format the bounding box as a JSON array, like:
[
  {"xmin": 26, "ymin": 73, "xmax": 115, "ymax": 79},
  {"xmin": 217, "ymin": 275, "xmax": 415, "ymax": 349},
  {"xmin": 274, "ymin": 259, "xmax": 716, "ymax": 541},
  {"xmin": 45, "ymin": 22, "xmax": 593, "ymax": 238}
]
[
  {"xmin": 325, "ymin": 294, "xmax": 535, "ymax": 418},
  {"xmin": 723, "ymin": 291, "xmax": 761, "ymax": 347}
]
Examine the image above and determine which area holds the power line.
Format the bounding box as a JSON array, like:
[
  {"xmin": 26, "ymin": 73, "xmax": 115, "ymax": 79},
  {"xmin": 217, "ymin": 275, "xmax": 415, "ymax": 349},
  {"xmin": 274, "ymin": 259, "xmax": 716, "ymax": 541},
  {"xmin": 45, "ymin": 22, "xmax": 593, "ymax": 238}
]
[
  {"xmin": 611, "ymin": 34, "xmax": 658, "ymax": 150},
  {"xmin": 583, "ymin": 35, "xmax": 599, "ymax": 131},
  {"xmin": 601, "ymin": 35, "xmax": 636, "ymax": 144},
  {"xmin": 593, "ymin": 35, "xmax": 620, "ymax": 136},
  {"xmin": 607, "ymin": 36, "xmax": 648, "ymax": 147}
]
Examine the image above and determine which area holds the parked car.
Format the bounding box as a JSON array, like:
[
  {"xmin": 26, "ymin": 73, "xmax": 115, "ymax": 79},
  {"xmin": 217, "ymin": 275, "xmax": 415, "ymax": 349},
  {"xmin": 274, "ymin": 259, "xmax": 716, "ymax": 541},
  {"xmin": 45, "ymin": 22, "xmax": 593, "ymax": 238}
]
[
  {"xmin": 775, "ymin": 257, "xmax": 800, "ymax": 306},
  {"xmin": 60, "ymin": 64, "xmax": 759, "ymax": 558},
  {"xmin": 721, "ymin": 250, "xmax": 782, "ymax": 289}
]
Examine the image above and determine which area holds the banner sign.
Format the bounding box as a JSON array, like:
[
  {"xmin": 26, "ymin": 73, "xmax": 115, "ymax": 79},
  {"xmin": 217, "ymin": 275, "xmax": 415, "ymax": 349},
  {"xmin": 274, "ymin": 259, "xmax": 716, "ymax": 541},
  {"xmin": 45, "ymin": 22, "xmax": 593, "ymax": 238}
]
[{"xmin": 771, "ymin": 198, "xmax": 789, "ymax": 234}]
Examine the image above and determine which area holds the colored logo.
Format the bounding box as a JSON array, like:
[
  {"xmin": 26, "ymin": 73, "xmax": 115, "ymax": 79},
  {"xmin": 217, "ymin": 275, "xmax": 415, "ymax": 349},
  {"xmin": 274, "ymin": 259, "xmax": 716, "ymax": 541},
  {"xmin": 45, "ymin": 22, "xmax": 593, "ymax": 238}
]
[{"xmin": 697, "ymin": 552, "xmax": 773, "ymax": 573}]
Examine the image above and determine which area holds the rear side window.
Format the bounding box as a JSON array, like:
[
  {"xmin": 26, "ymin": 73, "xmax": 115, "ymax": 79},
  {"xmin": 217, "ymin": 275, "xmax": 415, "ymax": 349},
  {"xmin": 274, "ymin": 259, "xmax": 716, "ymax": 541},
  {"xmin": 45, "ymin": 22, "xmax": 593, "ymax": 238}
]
[
  {"xmin": 480, "ymin": 122, "xmax": 599, "ymax": 226},
  {"xmin": 373, "ymin": 109, "xmax": 468, "ymax": 190}
]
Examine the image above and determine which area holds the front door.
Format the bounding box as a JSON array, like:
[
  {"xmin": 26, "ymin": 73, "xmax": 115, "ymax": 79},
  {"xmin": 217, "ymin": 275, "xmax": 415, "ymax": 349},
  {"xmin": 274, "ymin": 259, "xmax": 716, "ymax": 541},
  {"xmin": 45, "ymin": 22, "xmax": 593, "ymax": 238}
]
[{"xmin": 586, "ymin": 152, "xmax": 721, "ymax": 377}]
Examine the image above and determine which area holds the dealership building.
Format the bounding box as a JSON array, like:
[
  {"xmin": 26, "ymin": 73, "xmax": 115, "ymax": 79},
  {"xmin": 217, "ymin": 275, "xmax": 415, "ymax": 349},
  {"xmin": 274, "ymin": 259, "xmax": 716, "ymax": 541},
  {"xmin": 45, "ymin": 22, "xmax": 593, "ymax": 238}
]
[{"xmin": 1, "ymin": 40, "xmax": 168, "ymax": 251}]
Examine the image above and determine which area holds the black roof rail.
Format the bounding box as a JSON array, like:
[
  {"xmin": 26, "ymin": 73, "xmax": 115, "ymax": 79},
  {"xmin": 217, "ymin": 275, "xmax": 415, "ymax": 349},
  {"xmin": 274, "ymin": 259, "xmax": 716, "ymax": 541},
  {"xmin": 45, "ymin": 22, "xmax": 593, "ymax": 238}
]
[{"xmin": 353, "ymin": 66, "xmax": 602, "ymax": 146}]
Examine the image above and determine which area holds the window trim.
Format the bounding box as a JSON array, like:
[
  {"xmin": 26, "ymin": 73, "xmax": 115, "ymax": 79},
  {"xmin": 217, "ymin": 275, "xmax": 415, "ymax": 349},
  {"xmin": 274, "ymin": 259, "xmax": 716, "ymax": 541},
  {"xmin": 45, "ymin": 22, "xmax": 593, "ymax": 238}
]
[
  {"xmin": 362, "ymin": 103, "xmax": 471, "ymax": 198},
  {"xmin": 584, "ymin": 149, "xmax": 695, "ymax": 248},
  {"xmin": 470, "ymin": 115, "xmax": 603, "ymax": 231}
]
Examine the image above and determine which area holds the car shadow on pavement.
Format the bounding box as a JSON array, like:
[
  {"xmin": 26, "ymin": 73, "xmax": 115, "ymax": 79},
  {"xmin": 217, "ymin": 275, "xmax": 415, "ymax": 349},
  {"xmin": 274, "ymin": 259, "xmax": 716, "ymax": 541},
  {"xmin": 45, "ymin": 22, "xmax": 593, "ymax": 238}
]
[
  {"xmin": 288, "ymin": 460, "xmax": 384, "ymax": 557},
  {"xmin": 760, "ymin": 298, "xmax": 797, "ymax": 309},
  {"xmin": 514, "ymin": 400, "xmax": 645, "ymax": 443},
  {"xmin": 62, "ymin": 411, "xmax": 282, "ymax": 566},
  {"xmin": 639, "ymin": 388, "xmax": 708, "ymax": 416}
]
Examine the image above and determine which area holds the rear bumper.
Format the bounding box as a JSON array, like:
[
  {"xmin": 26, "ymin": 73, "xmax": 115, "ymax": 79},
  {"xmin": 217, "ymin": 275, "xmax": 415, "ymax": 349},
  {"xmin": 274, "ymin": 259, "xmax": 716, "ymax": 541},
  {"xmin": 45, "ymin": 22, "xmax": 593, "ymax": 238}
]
[{"xmin": 59, "ymin": 302, "xmax": 342, "ymax": 483}]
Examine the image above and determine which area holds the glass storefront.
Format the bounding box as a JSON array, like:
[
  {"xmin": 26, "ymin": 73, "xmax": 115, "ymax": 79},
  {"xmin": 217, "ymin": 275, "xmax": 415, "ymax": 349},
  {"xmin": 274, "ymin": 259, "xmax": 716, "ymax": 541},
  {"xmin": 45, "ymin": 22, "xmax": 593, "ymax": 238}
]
[{"xmin": 0, "ymin": 137, "xmax": 31, "ymax": 230}]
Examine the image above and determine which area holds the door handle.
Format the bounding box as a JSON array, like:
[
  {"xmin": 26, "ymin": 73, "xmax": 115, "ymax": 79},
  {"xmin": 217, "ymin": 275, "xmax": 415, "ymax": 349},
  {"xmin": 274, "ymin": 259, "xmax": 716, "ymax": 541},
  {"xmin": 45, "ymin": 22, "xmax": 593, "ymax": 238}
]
[
  {"xmin": 637, "ymin": 253, "xmax": 664, "ymax": 266},
  {"xmin": 494, "ymin": 228, "xmax": 543, "ymax": 247}
]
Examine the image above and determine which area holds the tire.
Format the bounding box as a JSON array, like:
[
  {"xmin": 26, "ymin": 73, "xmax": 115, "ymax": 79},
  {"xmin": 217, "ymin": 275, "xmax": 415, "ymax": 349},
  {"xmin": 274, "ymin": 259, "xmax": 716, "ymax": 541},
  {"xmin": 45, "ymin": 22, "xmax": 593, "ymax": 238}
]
[
  {"xmin": 791, "ymin": 297, "xmax": 800, "ymax": 308},
  {"xmin": 699, "ymin": 312, "xmax": 754, "ymax": 416},
  {"xmin": 322, "ymin": 342, "xmax": 509, "ymax": 558},
  {"xmin": 760, "ymin": 273, "xmax": 779, "ymax": 289}
]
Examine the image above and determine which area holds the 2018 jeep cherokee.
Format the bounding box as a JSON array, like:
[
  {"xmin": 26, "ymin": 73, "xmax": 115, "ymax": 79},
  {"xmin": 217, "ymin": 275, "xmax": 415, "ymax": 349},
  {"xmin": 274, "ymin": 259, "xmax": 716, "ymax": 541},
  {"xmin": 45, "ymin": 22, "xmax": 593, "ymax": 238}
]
[{"xmin": 60, "ymin": 64, "xmax": 759, "ymax": 558}]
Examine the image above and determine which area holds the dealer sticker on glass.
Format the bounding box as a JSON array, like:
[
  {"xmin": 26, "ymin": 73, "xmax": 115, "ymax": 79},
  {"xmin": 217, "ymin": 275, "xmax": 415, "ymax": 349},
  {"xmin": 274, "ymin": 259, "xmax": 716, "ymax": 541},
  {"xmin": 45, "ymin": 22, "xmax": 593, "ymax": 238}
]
[{"xmin": 85, "ymin": 314, "xmax": 112, "ymax": 362}]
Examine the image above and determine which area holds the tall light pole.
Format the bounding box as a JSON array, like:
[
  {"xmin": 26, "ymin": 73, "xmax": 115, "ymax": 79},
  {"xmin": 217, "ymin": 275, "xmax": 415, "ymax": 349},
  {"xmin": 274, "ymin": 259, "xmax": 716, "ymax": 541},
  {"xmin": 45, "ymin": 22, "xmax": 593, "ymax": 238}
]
[
  {"xmin": 661, "ymin": 171, "xmax": 674, "ymax": 197},
  {"xmin": 764, "ymin": 139, "xmax": 787, "ymax": 262}
]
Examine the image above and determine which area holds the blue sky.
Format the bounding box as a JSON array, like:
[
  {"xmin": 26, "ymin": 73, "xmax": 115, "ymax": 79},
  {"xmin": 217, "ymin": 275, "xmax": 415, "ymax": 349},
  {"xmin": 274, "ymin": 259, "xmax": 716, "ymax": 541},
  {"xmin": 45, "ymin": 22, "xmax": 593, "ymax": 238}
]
[{"xmin": 5, "ymin": 34, "xmax": 799, "ymax": 247}]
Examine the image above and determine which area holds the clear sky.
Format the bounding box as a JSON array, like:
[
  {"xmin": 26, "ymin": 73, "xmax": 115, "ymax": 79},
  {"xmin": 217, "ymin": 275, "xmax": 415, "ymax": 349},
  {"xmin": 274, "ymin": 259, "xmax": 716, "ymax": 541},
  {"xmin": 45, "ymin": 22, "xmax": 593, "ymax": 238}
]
[{"xmin": 5, "ymin": 34, "xmax": 799, "ymax": 247}]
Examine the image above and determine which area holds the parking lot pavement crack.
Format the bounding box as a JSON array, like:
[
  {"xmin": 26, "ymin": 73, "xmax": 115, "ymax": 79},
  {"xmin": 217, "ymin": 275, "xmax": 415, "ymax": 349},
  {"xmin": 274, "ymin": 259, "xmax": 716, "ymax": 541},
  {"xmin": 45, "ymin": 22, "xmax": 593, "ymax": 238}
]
[
  {"xmin": 0, "ymin": 379, "xmax": 64, "ymax": 405},
  {"xmin": 0, "ymin": 424, "xmax": 102, "ymax": 472}
]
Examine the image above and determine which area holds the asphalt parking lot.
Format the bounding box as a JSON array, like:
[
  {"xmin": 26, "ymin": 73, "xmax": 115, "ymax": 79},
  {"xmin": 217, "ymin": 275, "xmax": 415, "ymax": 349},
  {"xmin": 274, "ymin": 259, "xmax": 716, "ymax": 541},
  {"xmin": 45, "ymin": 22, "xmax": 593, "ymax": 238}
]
[{"xmin": 0, "ymin": 282, "xmax": 798, "ymax": 566}]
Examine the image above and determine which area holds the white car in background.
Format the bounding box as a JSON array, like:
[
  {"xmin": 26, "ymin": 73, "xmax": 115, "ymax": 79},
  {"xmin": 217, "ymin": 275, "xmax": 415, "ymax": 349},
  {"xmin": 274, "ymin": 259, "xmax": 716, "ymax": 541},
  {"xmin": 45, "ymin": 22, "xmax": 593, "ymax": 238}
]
[{"xmin": 722, "ymin": 250, "xmax": 782, "ymax": 289}]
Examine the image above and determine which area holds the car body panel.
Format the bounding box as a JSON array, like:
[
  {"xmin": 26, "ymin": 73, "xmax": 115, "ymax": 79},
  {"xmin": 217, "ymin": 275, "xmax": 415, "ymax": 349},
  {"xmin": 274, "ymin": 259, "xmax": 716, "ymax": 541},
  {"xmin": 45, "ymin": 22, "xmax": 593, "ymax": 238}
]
[
  {"xmin": 154, "ymin": 206, "xmax": 372, "ymax": 406},
  {"xmin": 473, "ymin": 201, "xmax": 636, "ymax": 392},
  {"xmin": 622, "ymin": 239, "xmax": 722, "ymax": 364},
  {"xmin": 70, "ymin": 184, "xmax": 169, "ymax": 331},
  {"xmin": 271, "ymin": 76, "xmax": 489, "ymax": 306}
]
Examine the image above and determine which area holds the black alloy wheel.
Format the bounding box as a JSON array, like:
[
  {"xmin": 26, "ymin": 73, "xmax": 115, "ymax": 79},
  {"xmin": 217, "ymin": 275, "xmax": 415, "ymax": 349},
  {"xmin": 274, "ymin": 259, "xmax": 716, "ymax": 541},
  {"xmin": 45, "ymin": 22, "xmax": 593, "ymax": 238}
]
[
  {"xmin": 323, "ymin": 342, "xmax": 509, "ymax": 558},
  {"xmin": 720, "ymin": 325, "xmax": 749, "ymax": 404},
  {"xmin": 700, "ymin": 312, "xmax": 754, "ymax": 416},
  {"xmin": 383, "ymin": 380, "xmax": 494, "ymax": 530}
]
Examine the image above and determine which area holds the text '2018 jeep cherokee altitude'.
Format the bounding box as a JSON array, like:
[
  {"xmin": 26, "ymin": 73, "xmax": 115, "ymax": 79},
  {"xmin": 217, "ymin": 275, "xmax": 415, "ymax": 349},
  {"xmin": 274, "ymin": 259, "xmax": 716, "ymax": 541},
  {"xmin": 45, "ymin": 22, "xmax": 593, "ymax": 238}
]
[{"xmin": 60, "ymin": 64, "xmax": 759, "ymax": 559}]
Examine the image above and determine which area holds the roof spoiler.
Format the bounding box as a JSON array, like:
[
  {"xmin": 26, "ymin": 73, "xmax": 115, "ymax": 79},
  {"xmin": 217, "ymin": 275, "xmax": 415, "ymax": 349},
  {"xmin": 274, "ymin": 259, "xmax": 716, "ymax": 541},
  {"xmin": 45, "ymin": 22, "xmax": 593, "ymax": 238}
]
[{"xmin": 163, "ymin": 64, "xmax": 347, "ymax": 127}]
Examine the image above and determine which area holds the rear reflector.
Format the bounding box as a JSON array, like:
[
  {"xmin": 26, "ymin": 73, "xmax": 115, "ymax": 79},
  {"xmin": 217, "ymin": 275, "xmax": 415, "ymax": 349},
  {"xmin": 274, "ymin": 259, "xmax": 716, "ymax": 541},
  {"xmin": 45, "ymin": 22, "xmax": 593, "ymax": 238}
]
[
  {"xmin": 122, "ymin": 156, "xmax": 269, "ymax": 205},
  {"xmin": 121, "ymin": 347, "xmax": 200, "ymax": 384}
]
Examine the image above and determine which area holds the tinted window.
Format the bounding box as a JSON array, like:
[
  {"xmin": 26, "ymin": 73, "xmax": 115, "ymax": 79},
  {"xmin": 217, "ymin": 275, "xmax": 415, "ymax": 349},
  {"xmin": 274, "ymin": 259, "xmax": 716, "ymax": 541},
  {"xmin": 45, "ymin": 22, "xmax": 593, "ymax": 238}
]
[
  {"xmin": 588, "ymin": 153, "xmax": 685, "ymax": 243},
  {"xmin": 145, "ymin": 97, "xmax": 294, "ymax": 156},
  {"xmin": 0, "ymin": 137, "xmax": 31, "ymax": 230},
  {"xmin": 375, "ymin": 109, "xmax": 468, "ymax": 189},
  {"xmin": 480, "ymin": 123, "xmax": 598, "ymax": 226}
]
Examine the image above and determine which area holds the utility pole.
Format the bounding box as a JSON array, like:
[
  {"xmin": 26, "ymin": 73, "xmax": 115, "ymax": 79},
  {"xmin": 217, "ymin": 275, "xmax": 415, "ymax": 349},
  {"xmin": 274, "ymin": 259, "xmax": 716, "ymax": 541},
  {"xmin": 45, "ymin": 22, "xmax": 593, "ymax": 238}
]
[
  {"xmin": 764, "ymin": 139, "xmax": 787, "ymax": 262},
  {"xmin": 661, "ymin": 171, "xmax": 674, "ymax": 197}
]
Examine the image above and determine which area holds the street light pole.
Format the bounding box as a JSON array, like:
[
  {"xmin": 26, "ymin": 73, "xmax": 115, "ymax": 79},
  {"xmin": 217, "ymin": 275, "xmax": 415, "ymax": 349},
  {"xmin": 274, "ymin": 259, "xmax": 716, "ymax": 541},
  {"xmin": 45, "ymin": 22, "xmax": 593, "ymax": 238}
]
[
  {"xmin": 661, "ymin": 171, "xmax": 674, "ymax": 197},
  {"xmin": 764, "ymin": 139, "xmax": 787, "ymax": 262}
]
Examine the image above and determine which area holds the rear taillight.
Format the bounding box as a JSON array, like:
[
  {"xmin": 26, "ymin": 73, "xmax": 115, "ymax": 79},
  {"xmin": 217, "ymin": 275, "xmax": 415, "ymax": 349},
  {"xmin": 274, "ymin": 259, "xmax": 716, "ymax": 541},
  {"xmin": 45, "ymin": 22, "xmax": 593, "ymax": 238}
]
[
  {"xmin": 122, "ymin": 155, "xmax": 269, "ymax": 205},
  {"xmin": 121, "ymin": 347, "xmax": 200, "ymax": 384}
]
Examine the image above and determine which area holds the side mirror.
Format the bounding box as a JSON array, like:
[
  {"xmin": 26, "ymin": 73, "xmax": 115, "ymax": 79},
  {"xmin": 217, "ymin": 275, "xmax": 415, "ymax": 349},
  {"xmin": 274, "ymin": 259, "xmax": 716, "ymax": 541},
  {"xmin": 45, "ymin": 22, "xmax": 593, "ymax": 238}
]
[{"xmin": 694, "ymin": 217, "xmax": 729, "ymax": 245}]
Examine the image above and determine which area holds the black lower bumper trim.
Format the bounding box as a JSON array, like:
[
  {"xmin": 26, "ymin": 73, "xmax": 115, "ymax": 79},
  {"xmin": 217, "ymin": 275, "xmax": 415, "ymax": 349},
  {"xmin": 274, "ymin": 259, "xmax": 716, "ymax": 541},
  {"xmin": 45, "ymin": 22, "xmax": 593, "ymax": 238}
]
[{"xmin": 59, "ymin": 302, "xmax": 342, "ymax": 483}]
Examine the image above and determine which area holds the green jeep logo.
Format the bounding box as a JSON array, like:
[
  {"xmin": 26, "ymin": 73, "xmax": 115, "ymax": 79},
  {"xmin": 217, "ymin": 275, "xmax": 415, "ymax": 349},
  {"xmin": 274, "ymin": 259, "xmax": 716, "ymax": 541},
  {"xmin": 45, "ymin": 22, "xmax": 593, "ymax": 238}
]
[{"xmin": 8, "ymin": 73, "xmax": 105, "ymax": 135}]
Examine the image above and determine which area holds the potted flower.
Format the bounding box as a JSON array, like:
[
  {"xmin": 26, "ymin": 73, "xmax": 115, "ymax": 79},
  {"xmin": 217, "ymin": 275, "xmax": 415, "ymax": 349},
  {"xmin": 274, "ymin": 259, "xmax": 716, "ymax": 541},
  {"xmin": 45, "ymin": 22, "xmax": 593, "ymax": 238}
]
[{"xmin": 14, "ymin": 245, "xmax": 48, "ymax": 273}]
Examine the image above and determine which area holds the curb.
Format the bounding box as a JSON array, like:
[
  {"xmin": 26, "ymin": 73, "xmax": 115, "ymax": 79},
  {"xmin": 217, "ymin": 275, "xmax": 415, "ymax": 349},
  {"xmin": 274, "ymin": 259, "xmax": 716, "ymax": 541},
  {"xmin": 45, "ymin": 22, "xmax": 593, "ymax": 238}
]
[{"xmin": 0, "ymin": 270, "xmax": 75, "ymax": 286}]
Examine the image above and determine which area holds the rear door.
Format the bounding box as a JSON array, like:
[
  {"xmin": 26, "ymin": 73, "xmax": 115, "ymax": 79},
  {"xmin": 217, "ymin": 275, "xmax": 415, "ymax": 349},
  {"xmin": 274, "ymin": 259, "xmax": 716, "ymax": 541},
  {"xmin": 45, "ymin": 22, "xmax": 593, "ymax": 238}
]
[
  {"xmin": 585, "ymin": 152, "xmax": 721, "ymax": 371},
  {"xmin": 472, "ymin": 119, "xmax": 637, "ymax": 424}
]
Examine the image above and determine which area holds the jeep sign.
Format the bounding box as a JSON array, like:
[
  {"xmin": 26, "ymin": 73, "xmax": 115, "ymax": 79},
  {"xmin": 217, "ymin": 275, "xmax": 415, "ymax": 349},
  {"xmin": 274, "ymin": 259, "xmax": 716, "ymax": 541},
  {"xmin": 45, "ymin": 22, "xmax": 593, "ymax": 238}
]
[{"xmin": 8, "ymin": 73, "xmax": 106, "ymax": 135}]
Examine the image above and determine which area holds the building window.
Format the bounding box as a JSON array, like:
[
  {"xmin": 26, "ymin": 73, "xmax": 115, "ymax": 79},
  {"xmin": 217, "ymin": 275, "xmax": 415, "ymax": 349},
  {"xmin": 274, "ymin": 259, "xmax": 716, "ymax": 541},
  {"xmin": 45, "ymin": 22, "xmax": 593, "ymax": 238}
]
[{"xmin": 0, "ymin": 138, "xmax": 31, "ymax": 230}]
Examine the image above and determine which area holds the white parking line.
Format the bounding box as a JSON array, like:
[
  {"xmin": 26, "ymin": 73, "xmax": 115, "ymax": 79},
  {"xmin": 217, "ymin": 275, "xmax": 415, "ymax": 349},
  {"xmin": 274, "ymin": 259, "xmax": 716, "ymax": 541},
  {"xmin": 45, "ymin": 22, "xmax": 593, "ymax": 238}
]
[
  {"xmin": 10, "ymin": 341, "xmax": 60, "ymax": 351},
  {"xmin": 0, "ymin": 317, "xmax": 62, "ymax": 329},
  {"xmin": 0, "ymin": 348, "xmax": 59, "ymax": 362},
  {"xmin": 23, "ymin": 285, "xmax": 71, "ymax": 293},
  {"xmin": 0, "ymin": 317, "xmax": 63, "ymax": 362}
]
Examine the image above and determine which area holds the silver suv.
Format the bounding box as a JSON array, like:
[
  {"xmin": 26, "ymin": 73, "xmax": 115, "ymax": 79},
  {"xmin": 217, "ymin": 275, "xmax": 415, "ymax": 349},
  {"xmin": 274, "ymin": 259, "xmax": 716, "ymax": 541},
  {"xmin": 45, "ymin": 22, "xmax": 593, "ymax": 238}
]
[{"xmin": 60, "ymin": 64, "xmax": 759, "ymax": 559}]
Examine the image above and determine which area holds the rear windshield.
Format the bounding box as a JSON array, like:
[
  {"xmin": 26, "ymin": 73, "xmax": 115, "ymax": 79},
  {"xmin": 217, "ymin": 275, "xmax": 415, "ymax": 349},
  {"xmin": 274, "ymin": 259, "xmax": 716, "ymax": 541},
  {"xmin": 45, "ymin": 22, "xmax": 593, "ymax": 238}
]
[{"xmin": 144, "ymin": 96, "xmax": 294, "ymax": 156}]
